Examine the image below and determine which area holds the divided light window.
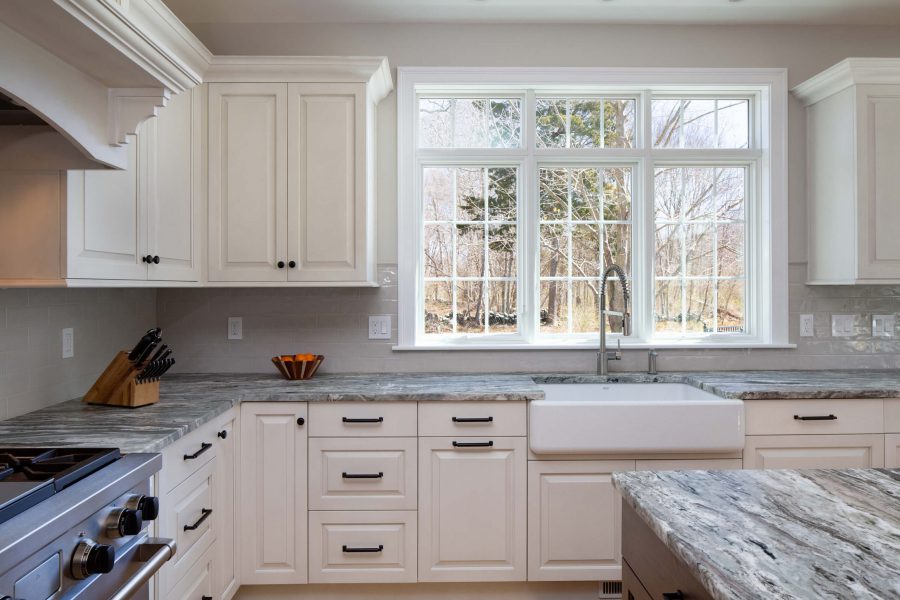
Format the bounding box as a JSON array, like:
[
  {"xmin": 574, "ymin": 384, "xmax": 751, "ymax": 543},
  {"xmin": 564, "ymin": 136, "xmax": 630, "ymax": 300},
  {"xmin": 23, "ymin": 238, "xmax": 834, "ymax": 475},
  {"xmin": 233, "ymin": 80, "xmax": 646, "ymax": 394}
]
[{"xmin": 413, "ymin": 88, "xmax": 762, "ymax": 346}]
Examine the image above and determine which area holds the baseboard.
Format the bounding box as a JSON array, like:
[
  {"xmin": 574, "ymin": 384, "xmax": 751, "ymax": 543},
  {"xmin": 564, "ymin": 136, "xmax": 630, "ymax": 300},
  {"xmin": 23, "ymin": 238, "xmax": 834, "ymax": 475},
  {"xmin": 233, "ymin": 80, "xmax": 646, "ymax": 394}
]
[{"xmin": 235, "ymin": 581, "xmax": 600, "ymax": 600}]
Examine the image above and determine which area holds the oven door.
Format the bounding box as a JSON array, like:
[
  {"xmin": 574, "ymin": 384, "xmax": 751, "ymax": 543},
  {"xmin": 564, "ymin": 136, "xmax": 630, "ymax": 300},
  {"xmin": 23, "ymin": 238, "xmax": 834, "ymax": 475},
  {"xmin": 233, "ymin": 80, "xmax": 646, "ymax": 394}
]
[{"xmin": 65, "ymin": 537, "xmax": 175, "ymax": 600}]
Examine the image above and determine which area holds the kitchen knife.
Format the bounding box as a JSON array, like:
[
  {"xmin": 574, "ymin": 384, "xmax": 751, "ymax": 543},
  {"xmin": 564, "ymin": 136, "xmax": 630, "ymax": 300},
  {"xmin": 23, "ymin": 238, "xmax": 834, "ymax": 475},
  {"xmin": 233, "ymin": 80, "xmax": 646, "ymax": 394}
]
[
  {"xmin": 146, "ymin": 344, "xmax": 168, "ymax": 365},
  {"xmin": 156, "ymin": 358, "xmax": 175, "ymax": 380},
  {"xmin": 134, "ymin": 340, "xmax": 159, "ymax": 368},
  {"xmin": 127, "ymin": 328, "xmax": 161, "ymax": 362}
]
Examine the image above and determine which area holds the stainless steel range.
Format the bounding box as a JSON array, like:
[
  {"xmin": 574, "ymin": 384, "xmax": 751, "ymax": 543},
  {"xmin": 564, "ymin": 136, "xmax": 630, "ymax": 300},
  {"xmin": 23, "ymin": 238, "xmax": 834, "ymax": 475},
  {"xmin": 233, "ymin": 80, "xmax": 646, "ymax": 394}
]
[{"xmin": 0, "ymin": 448, "xmax": 174, "ymax": 600}]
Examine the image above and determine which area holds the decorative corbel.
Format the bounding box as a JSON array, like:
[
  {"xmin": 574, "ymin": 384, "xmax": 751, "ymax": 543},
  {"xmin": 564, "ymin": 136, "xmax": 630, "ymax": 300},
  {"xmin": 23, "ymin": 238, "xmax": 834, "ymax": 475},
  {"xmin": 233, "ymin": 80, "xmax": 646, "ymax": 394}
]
[{"xmin": 108, "ymin": 87, "xmax": 170, "ymax": 146}]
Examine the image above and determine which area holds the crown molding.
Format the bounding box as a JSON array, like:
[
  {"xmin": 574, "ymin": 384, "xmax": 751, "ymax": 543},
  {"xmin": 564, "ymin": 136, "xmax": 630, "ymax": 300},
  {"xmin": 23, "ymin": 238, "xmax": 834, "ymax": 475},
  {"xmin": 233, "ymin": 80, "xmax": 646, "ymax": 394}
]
[{"xmin": 792, "ymin": 58, "xmax": 900, "ymax": 106}]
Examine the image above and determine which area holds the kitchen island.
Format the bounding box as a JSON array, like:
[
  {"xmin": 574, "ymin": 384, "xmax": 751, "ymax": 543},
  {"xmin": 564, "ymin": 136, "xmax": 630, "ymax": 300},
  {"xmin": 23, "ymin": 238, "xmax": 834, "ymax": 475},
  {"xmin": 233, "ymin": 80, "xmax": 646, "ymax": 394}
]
[{"xmin": 613, "ymin": 468, "xmax": 900, "ymax": 600}]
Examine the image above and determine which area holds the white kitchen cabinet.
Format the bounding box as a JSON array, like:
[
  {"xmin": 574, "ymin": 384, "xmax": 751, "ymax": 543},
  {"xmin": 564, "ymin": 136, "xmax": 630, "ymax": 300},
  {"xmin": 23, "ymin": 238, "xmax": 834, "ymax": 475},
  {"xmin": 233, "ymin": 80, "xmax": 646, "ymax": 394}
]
[
  {"xmin": 794, "ymin": 59, "xmax": 900, "ymax": 284},
  {"xmin": 240, "ymin": 402, "xmax": 308, "ymax": 585},
  {"xmin": 418, "ymin": 436, "xmax": 527, "ymax": 582},
  {"xmin": 743, "ymin": 434, "xmax": 885, "ymax": 469},
  {"xmin": 527, "ymin": 460, "xmax": 632, "ymax": 582},
  {"xmin": 885, "ymin": 434, "xmax": 900, "ymax": 468},
  {"xmin": 213, "ymin": 415, "xmax": 239, "ymax": 600}
]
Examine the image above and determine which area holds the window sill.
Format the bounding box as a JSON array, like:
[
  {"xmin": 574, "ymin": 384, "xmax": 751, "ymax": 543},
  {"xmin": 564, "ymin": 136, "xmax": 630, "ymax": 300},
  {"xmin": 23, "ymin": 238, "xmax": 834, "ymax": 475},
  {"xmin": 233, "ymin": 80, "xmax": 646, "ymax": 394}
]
[{"xmin": 393, "ymin": 341, "xmax": 797, "ymax": 351}]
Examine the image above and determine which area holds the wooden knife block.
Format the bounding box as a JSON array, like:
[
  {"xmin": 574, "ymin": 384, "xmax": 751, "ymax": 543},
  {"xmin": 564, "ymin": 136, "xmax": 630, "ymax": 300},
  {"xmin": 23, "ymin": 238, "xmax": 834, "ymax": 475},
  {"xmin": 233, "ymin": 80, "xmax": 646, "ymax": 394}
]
[{"xmin": 83, "ymin": 351, "xmax": 160, "ymax": 408}]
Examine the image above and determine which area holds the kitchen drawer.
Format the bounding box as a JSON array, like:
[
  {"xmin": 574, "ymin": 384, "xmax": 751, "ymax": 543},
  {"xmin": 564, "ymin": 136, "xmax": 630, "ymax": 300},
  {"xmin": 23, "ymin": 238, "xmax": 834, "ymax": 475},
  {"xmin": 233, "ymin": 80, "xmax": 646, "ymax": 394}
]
[
  {"xmin": 418, "ymin": 402, "xmax": 526, "ymax": 437},
  {"xmin": 309, "ymin": 402, "xmax": 417, "ymax": 437},
  {"xmin": 887, "ymin": 434, "xmax": 900, "ymax": 468},
  {"xmin": 743, "ymin": 434, "xmax": 885, "ymax": 469},
  {"xmin": 168, "ymin": 544, "xmax": 213, "ymax": 600},
  {"xmin": 886, "ymin": 399, "xmax": 900, "ymax": 433},
  {"xmin": 308, "ymin": 510, "xmax": 417, "ymax": 584},
  {"xmin": 744, "ymin": 399, "xmax": 883, "ymax": 435},
  {"xmin": 159, "ymin": 461, "xmax": 216, "ymax": 595},
  {"xmin": 309, "ymin": 437, "xmax": 416, "ymax": 510},
  {"xmin": 161, "ymin": 418, "xmax": 222, "ymax": 493}
]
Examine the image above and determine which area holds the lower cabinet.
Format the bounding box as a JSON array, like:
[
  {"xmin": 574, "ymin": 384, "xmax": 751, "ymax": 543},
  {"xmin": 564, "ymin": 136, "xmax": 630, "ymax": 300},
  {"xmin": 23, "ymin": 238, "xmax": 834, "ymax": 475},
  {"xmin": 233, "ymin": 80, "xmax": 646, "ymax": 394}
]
[
  {"xmin": 168, "ymin": 546, "xmax": 214, "ymax": 600},
  {"xmin": 213, "ymin": 415, "xmax": 239, "ymax": 600},
  {"xmin": 884, "ymin": 434, "xmax": 900, "ymax": 468},
  {"xmin": 418, "ymin": 436, "xmax": 527, "ymax": 582},
  {"xmin": 743, "ymin": 434, "xmax": 885, "ymax": 469},
  {"xmin": 240, "ymin": 402, "xmax": 309, "ymax": 584}
]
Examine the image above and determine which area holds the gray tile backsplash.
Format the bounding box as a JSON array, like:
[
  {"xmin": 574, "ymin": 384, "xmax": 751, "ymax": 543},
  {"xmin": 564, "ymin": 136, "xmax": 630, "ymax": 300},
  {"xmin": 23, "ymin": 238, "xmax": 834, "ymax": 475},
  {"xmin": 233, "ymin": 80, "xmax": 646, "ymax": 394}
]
[
  {"xmin": 157, "ymin": 264, "xmax": 900, "ymax": 375},
  {"xmin": 0, "ymin": 288, "xmax": 156, "ymax": 418}
]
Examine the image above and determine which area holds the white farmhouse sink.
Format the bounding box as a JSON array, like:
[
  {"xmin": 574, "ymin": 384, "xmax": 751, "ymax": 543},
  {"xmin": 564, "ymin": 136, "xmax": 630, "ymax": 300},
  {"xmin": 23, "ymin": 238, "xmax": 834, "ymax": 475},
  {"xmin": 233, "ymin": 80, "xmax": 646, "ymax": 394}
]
[{"xmin": 529, "ymin": 383, "xmax": 744, "ymax": 454}]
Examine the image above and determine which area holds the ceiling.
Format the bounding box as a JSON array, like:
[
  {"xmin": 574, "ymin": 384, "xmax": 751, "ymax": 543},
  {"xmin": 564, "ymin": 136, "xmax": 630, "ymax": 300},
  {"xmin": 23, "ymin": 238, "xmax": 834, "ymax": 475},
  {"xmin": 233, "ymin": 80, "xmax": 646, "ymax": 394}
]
[{"xmin": 162, "ymin": 0, "xmax": 900, "ymax": 26}]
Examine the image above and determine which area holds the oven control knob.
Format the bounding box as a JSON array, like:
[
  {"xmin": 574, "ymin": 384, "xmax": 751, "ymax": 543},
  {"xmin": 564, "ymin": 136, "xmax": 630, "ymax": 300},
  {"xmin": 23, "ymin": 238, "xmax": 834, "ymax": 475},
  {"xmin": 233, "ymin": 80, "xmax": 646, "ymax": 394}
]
[
  {"xmin": 106, "ymin": 508, "xmax": 143, "ymax": 538},
  {"xmin": 125, "ymin": 494, "xmax": 160, "ymax": 521},
  {"xmin": 71, "ymin": 540, "xmax": 115, "ymax": 579}
]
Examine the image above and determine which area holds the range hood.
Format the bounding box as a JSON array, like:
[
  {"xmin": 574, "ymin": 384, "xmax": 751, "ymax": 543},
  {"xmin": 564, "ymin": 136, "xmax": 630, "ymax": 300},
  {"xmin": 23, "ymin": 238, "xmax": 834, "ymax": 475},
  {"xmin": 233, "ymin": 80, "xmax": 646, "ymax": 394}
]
[{"xmin": 0, "ymin": 0, "xmax": 210, "ymax": 170}]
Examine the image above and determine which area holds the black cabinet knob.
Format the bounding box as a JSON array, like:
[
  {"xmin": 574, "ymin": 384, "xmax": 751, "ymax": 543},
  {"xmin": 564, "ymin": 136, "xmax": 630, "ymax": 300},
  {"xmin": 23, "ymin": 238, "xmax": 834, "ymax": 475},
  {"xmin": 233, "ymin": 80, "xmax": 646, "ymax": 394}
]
[
  {"xmin": 137, "ymin": 496, "xmax": 159, "ymax": 521},
  {"xmin": 142, "ymin": 255, "xmax": 153, "ymax": 263},
  {"xmin": 277, "ymin": 260, "xmax": 286, "ymax": 269},
  {"xmin": 218, "ymin": 429, "xmax": 228, "ymax": 439},
  {"xmin": 152, "ymin": 255, "xmax": 160, "ymax": 264},
  {"xmin": 297, "ymin": 417, "xmax": 305, "ymax": 426},
  {"xmin": 288, "ymin": 260, "xmax": 297, "ymax": 268}
]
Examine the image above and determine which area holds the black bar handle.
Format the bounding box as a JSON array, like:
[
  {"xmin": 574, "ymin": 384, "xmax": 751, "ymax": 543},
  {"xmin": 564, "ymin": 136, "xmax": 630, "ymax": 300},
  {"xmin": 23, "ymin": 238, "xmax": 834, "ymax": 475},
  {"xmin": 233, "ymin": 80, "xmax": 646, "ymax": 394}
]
[
  {"xmin": 184, "ymin": 508, "xmax": 213, "ymax": 532},
  {"xmin": 662, "ymin": 592, "xmax": 684, "ymax": 600},
  {"xmin": 794, "ymin": 414, "xmax": 838, "ymax": 421},
  {"xmin": 452, "ymin": 440, "xmax": 494, "ymax": 448},
  {"xmin": 342, "ymin": 472, "xmax": 384, "ymax": 479},
  {"xmin": 183, "ymin": 442, "xmax": 212, "ymax": 460},
  {"xmin": 452, "ymin": 416, "xmax": 494, "ymax": 423},
  {"xmin": 342, "ymin": 544, "xmax": 384, "ymax": 553},
  {"xmin": 342, "ymin": 417, "xmax": 384, "ymax": 423}
]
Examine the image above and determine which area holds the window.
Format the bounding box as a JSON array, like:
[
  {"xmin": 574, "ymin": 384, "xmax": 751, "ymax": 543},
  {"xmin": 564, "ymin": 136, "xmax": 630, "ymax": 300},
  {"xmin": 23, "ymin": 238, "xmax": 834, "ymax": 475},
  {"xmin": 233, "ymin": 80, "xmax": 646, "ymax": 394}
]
[{"xmin": 398, "ymin": 68, "xmax": 788, "ymax": 349}]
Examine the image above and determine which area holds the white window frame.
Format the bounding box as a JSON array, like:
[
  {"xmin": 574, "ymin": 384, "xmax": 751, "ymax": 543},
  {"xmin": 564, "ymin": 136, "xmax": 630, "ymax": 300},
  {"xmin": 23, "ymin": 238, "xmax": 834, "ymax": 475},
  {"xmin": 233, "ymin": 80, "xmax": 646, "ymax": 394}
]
[{"xmin": 396, "ymin": 67, "xmax": 789, "ymax": 350}]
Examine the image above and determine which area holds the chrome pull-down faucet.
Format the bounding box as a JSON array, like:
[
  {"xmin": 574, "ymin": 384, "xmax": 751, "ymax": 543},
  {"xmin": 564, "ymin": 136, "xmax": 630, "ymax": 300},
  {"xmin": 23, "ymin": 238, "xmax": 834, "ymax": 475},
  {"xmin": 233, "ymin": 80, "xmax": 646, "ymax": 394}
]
[{"xmin": 597, "ymin": 264, "xmax": 631, "ymax": 376}]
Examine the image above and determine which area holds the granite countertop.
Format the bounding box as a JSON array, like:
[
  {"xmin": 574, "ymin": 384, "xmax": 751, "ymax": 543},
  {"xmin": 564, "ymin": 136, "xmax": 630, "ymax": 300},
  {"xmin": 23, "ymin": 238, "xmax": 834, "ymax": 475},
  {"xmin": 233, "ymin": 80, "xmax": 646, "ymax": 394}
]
[
  {"xmin": 613, "ymin": 468, "xmax": 900, "ymax": 600},
  {"xmin": 0, "ymin": 370, "xmax": 898, "ymax": 454}
]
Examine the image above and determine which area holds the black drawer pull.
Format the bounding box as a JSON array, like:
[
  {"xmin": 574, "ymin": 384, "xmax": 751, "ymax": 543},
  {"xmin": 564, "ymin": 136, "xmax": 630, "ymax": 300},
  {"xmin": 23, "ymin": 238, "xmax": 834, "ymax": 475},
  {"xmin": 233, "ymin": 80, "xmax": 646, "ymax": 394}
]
[
  {"xmin": 183, "ymin": 442, "xmax": 212, "ymax": 460},
  {"xmin": 202, "ymin": 597, "xmax": 213, "ymax": 600},
  {"xmin": 342, "ymin": 544, "xmax": 384, "ymax": 553},
  {"xmin": 342, "ymin": 417, "xmax": 384, "ymax": 423},
  {"xmin": 342, "ymin": 472, "xmax": 384, "ymax": 479},
  {"xmin": 452, "ymin": 416, "xmax": 494, "ymax": 423},
  {"xmin": 184, "ymin": 508, "xmax": 213, "ymax": 532},
  {"xmin": 662, "ymin": 592, "xmax": 684, "ymax": 600},
  {"xmin": 794, "ymin": 414, "xmax": 837, "ymax": 421},
  {"xmin": 452, "ymin": 440, "xmax": 494, "ymax": 448}
]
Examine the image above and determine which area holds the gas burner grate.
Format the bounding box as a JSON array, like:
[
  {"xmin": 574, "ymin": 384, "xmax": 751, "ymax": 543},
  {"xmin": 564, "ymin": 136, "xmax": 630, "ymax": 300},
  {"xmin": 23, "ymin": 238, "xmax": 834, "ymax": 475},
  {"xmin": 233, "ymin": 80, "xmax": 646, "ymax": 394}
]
[{"xmin": 0, "ymin": 448, "xmax": 121, "ymax": 490}]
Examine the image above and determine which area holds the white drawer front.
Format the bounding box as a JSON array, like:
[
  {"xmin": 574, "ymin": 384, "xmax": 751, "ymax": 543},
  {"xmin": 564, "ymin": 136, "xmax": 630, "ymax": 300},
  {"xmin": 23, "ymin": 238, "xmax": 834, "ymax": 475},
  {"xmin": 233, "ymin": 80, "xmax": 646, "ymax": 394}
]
[
  {"xmin": 161, "ymin": 418, "xmax": 222, "ymax": 493},
  {"xmin": 308, "ymin": 511, "xmax": 417, "ymax": 584},
  {"xmin": 744, "ymin": 399, "xmax": 883, "ymax": 435},
  {"xmin": 743, "ymin": 434, "xmax": 885, "ymax": 469},
  {"xmin": 886, "ymin": 399, "xmax": 900, "ymax": 433},
  {"xmin": 168, "ymin": 545, "xmax": 213, "ymax": 600},
  {"xmin": 309, "ymin": 402, "xmax": 417, "ymax": 437},
  {"xmin": 418, "ymin": 402, "xmax": 526, "ymax": 437},
  {"xmin": 309, "ymin": 437, "xmax": 417, "ymax": 510}
]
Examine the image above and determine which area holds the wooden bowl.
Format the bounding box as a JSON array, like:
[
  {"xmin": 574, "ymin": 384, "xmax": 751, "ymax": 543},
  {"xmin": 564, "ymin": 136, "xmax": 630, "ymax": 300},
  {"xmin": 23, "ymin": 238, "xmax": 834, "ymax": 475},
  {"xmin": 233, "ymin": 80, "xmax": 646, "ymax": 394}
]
[{"xmin": 271, "ymin": 354, "xmax": 325, "ymax": 380}]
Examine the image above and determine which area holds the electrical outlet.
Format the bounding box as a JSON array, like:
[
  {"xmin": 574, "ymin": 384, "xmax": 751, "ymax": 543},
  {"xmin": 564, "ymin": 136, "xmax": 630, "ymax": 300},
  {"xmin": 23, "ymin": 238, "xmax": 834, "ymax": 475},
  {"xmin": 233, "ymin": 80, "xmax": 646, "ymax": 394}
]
[
  {"xmin": 61, "ymin": 328, "xmax": 74, "ymax": 359},
  {"xmin": 831, "ymin": 314, "xmax": 855, "ymax": 337},
  {"xmin": 799, "ymin": 314, "xmax": 814, "ymax": 337},
  {"xmin": 368, "ymin": 315, "xmax": 392, "ymax": 340},
  {"xmin": 228, "ymin": 317, "xmax": 243, "ymax": 340},
  {"xmin": 873, "ymin": 314, "xmax": 896, "ymax": 338}
]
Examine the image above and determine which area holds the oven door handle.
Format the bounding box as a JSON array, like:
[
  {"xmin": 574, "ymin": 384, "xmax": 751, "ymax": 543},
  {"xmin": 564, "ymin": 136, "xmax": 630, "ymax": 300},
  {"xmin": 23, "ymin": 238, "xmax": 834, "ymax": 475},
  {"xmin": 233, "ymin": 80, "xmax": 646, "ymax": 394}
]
[{"xmin": 107, "ymin": 538, "xmax": 176, "ymax": 600}]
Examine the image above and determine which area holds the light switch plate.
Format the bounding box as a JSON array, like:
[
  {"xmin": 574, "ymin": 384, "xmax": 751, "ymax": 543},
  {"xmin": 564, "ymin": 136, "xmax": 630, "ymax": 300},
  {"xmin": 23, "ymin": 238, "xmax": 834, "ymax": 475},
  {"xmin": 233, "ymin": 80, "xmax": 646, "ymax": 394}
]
[
  {"xmin": 831, "ymin": 314, "xmax": 855, "ymax": 337},
  {"xmin": 369, "ymin": 315, "xmax": 392, "ymax": 340},
  {"xmin": 228, "ymin": 317, "xmax": 243, "ymax": 340},
  {"xmin": 61, "ymin": 328, "xmax": 74, "ymax": 359},
  {"xmin": 799, "ymin": 314, "xmax": 814, "ymax": 337},
  {"xmin": 873, "ymin": 314, "xmax": 895, "ymax": 338}
]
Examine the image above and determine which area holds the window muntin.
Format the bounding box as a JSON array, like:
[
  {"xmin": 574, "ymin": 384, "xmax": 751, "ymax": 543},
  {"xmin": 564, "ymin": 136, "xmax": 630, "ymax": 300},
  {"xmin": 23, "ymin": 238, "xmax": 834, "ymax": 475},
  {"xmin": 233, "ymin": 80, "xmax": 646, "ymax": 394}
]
[
  {"xmin": 651, "ymin": 98, "xmax": 749, "ymax": 149},
  {"xmin": 418, "ymin": 98, "xmax": 522, "ymax": 148}
]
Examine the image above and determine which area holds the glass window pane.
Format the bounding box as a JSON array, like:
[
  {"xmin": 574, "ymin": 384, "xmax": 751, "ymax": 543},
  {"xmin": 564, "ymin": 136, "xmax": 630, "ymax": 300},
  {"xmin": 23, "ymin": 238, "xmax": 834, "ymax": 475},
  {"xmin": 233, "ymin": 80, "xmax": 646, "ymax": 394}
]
[
  {"xmin": 423, "ymin": 167, "xmax": 453, "ymax": 221},
  {"xmin": 539, "ymin": 167, "xmax": 568, "ymax": 221},
  {"xmin": 456, "ymin": 168, "xmax": 484, "ymax": 221},
  {"xmin": 424, "ymin": 281, "xmax": 453, "ymax": 334},
  {"xmin": 536, "ymin": 99, "xmax": 567, "ymax": 148},
  {"xmin": 572, "ymin": 224, "xmax": 600, "ymax": 278},
  {"xmin": 540, "ymin": 224, "xmax": 569, "ymax": 278},
  {"xmin": 488, "ymin": 282, "xmax": 518, "ymax": 333},
  {"xmin": 456, "ymin": 282, "xmax": 485, "ymax": 333},
  {"xmin": 488, "ymin": 167, "xmax": 517, "ymax": 221},
  {"xmin": 717, "ymin": 280, "xmax": 745, "ymax": 333},
  {"xmin": 455, "ymin": 224, "xmax": 484, "ymax": 278},
  {"xmin": 488, "ymin": 224, "xmax": 516, "ymax": 278},
  {"xmin": 603, "ymin": 167, "xmax": 632, "ymax": 221},
  {"xmin": 681, "ymin": 99, "xmax": 717, "ymax": 148},
  {"xmin": 652, "ymin": 99, "xmax": 682, "ymax": 148},
  {"xmin": 604, "ymin": 99, "xmax": 635, "ymax": 148},
  {"xmin": 655, "ymin": 224, "xmax": 682, "ymax": 276},
  {"xmin": 540, "ymin": 281, "xmax": 568, "ymax": 334},
  {"xmin": 683, "ymin": 168, "xmax": 716, "ymax": 221},
  {"xmin": 653, "ymin": 98, "xmax": 750, "ymax": 149},
  {"xmin": 685, "ymin": 224, "xmax": 714, "ymax": 277},
  {"xmin": 655, "ymin": 279, "xmax": 682, "ymax": 334},
  {"xmin": 717, "ymin": 223, "xmax": 744, "ymax": 277},
  {"xmin": 572, "ymin": 280, "xmax": 600, "ymax": 333},
  {"xmin": 570, "ymin": 168, "xmax": 601, "ymax": 220},
  {"xmin": 536, "ymin": 98, "xmax": 635, "ymax": 149},
  {"xmin": 717, "ymin": 100, "xmax": 749, "ymax": 149},
  {"xmin": 654, "ymin": 167, "xmax": 682, "ymax": 221},
  {"xmin": 424, "ymin": 224, "xmax": 452, "ymax": 278},
  {"xmin": 685, "ymin": 280, "xmax": 716, "ymax": 333},
  {"xmin": 419, "ymin": 98, "xmax": 521, "ymax": 148},
  {"xmin": 716, "ymin": 168, "xmax": 745, "ymax": 221},
  {"xmin": 568, "ymin": 99, "xmax": 603, "ymax": 148},
  {"xmin": 604, "ymin": 224, "xmax": 632, "ymax": 274}
]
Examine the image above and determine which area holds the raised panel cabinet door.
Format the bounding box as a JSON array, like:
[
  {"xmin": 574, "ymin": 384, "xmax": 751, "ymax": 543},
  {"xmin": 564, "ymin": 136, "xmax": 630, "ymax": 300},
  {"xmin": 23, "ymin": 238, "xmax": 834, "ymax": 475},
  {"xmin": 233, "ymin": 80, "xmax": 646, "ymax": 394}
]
[
  {"xmin": 527, "ymin": 460, "xmax": 634, "ymax": 582},
  {"xmin": 287, "ymin": 83, "xmax": 370, "ymax": 282},
  {"xmin": 743, "ymin": 434, "xmax": 885, "ymax": 469},
  {"xmin": 886, "ymin": 434, "xmax": 900, "ymax": 468},
  {"xmin": 859, "ymin": 86, "xmax": 900, "ymax": 280},
  {"xmin": 209, "ymin": 83, "xmax": 288, "ymax": 282},
  {"xmin": 418, "ymin": 436, "xmax": 527, "ymax": 582},
  {"xmin": 67, "ymin": 132, "xmax": 148, "ymax": 280},
  {"xmin": 146, "ymin": 88, "xmax": 201, "ymax": 282},
  {"xmin": 213, "ymin": 414, "xmax": 239, "ymax": 600},
  {"xmin": 240, "ymin": 402, "xmax": 308, "ymax": 584}
]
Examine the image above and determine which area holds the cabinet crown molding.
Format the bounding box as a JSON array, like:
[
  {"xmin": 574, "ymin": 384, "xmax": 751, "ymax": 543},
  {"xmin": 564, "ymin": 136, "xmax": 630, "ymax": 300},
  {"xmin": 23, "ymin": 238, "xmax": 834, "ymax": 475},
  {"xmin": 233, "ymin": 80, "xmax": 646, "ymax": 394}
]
[{"xmin": 792, "ymin": 58, "xmax": 900, "ymax": 106}]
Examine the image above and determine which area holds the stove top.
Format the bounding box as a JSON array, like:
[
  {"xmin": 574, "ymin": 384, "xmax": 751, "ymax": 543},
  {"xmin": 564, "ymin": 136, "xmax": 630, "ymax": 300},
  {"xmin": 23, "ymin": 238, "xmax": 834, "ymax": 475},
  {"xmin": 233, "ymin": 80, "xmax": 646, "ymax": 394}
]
[{"xmin": 0, "ymin": 448, "xmax": 121, "ymax": 525}]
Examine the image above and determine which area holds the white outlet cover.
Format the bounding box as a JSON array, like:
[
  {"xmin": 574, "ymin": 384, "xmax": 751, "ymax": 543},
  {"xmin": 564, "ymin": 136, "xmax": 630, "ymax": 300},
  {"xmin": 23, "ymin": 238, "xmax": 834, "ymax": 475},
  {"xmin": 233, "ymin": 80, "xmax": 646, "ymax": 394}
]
[
  {"xmin": 831, "ymin": 314, "xmax": 855, "ymax": 337},
  {"xmin": 799, "ymin": 314, "xmax": 814, "ymax": 337},
  {"xmin": 228, "ymin": 316, "xmax": 243, "ymax": 340},
  {"xmin": 62, "ymin": 328, "xmax": 74, "ymax": 359},
  {"xmin": 873, "ymin": 314, "xmax": 895, "ymax": 338},
  {"xmin": 369, "ymin": 315, "xmax": 392, "ymax": 340}
]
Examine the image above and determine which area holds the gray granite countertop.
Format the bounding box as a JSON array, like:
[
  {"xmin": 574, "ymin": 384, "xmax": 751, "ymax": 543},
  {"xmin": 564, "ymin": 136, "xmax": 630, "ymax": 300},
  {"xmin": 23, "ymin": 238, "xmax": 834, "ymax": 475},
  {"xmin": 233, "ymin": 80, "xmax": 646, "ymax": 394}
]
[
  {"xmin": 613, "ymin": 468, "xmax": 900, "ymax": 600},
  {"xmin": 0, "ymin": 370, "xmax": 898, "ymax": 454}
]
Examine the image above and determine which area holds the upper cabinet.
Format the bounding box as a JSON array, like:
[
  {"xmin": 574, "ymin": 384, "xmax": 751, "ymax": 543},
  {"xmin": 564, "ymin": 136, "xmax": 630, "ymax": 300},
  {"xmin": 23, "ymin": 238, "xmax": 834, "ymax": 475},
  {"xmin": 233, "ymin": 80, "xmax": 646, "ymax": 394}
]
[
  {"xmin": 794, "ymin": 58, "xmax": 900, "ymax": 284},
  {"xmin": 206, "ymin": 57, "xmax": 391, "ymax": 286}
]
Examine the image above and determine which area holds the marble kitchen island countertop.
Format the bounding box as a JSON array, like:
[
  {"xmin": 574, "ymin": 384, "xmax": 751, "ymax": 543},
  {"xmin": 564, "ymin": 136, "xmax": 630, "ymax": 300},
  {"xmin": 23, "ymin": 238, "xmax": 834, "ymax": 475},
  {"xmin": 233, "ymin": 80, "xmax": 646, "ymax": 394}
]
[{"xmin": 613, "ymin": 468, "xmax": 900, "ymax": 600}]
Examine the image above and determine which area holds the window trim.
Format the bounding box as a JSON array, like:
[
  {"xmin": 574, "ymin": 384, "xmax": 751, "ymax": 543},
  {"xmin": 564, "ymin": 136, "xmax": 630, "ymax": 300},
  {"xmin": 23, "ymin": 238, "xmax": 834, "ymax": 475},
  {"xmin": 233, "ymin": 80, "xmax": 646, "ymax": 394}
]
[{"xmin": 396, "ymin": 67, "xmax": 789, "ymax": 350}]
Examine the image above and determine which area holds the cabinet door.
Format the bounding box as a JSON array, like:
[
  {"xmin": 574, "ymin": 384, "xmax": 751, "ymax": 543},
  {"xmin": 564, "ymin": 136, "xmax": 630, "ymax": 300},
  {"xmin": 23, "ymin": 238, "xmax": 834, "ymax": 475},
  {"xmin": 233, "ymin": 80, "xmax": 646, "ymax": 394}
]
[
  {"xmin": 858, "ymin": 86, "xmax": 900, "ymax": 280},
  {"xmin": 528, "ymin": 460, "xmax": 633, "ymax": 582},
  {"xmin": 208, "ymin": 83, "xmax": 287, "ymax": 282},
  {"xmin": 213, "ymin": 414, "xmax": 239, "ymax": 600},
  {"xmin": 418, "ymin": 437, "xmax": 526, "ymax": 582},
  {"xmin": 886, "ymin": 434, "xmax": 900, "ymax": 468},
  {"xmin": 146, "ymin": 88, "xmax": 201, "ymax": 282},
  {"xmin": 743, "ymin": 434, "xmax": 885, "ymax": 469},
  {"xmin": 67, "ymin": 133, "xmax": 147, "ymax": 280},
  {"xmin": 287, "ymin": 83, "xmax": 371, "ymax": 283},
  {"xmin": 240, "ymin": 402, "xmax": 308, "ymax": 584}
]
